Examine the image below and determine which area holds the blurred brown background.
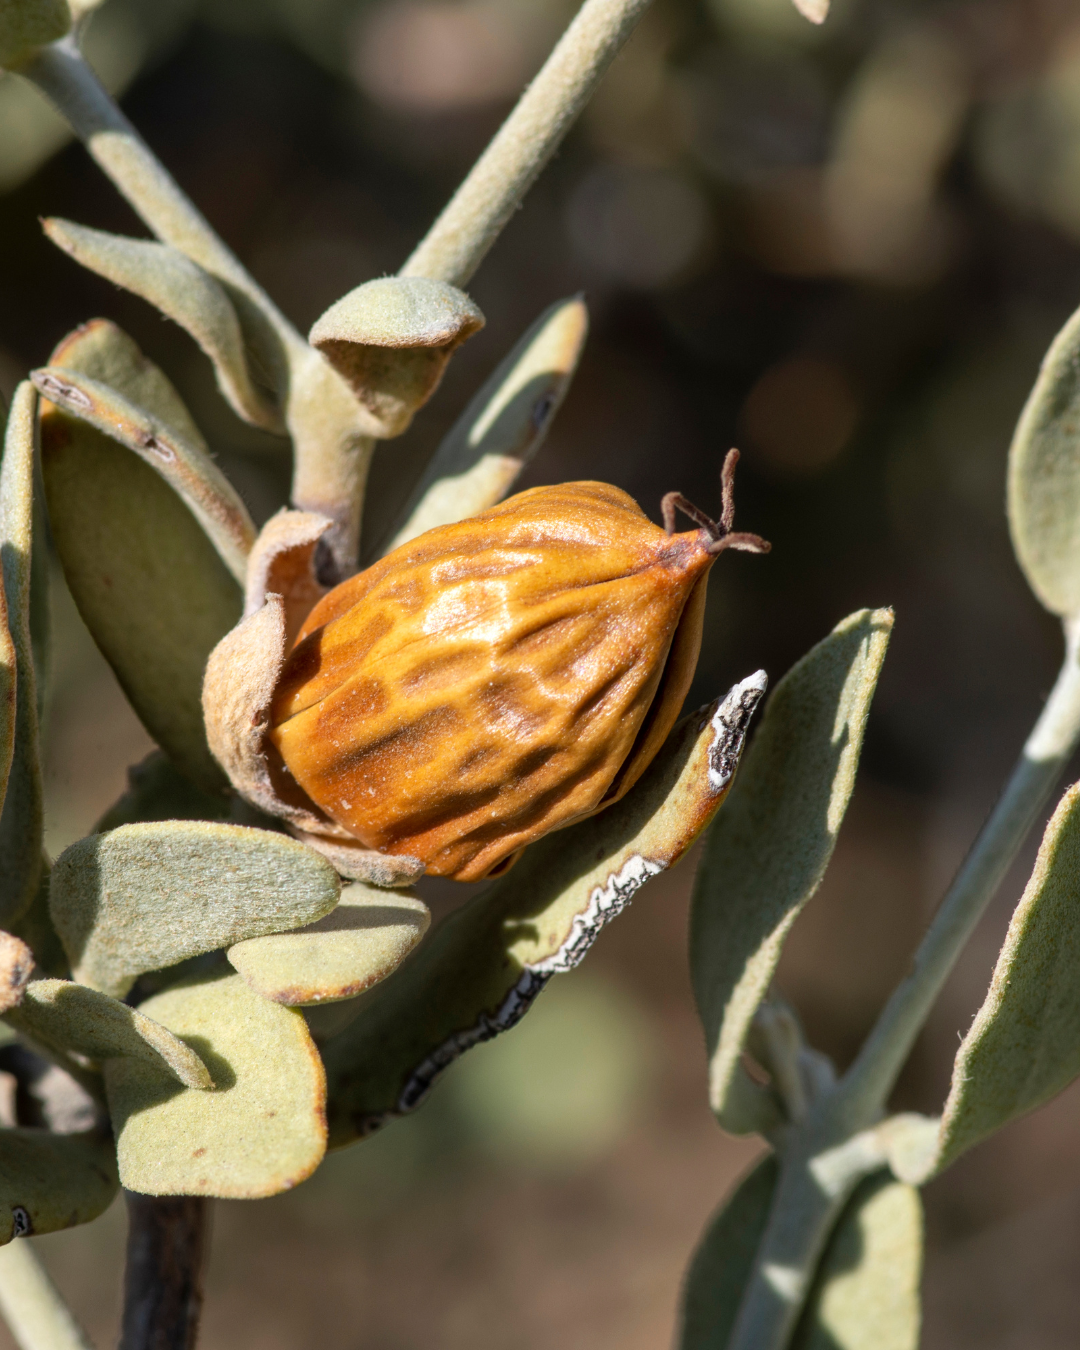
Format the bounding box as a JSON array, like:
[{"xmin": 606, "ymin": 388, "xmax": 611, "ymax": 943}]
[{"xmin": 2, "ymin": 0, "xmax": 1080, "ymax": 1344}]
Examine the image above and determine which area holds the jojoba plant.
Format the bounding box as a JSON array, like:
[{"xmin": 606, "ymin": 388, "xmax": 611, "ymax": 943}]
[{"xmin": 0, "ymin": 2, "xmax": 1079, "ymax": 1349}]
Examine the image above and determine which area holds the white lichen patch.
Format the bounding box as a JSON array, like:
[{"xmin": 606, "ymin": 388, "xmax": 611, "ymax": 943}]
[{"xmin": 707, "ymin": 670, "xmax": 768, "ymax": 791}]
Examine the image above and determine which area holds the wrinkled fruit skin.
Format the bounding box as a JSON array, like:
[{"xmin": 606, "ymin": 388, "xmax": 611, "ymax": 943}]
[{"xmin": 269, "ymin": 482, "xmax": 716, "ymax": 881}]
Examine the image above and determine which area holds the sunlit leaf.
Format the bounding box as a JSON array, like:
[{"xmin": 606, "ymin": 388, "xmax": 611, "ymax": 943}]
[
  {"xmin": 792, "ymin": 1173, "xmax": 923, "ymax": 1350},
  {"xmin": 679, "ymin": 1154, "xmax": 778, "ymax": 1350},
  {"xmin": 309, "ymin": 276, "xmax": 484, "ymax": 437},
  {"xmin": 106, "ymin": 969, "xmax": 326, "ymax": 1197},
  {"xmin": 228, "ymin": 882, "xmax": 429, "ymax": 1006},
  {"xmin": 43, "ymin": 218, "xmax": 282, "ymax": 431},
  {"xmin": 690, "ymin": 609, "xmax": 893, "ymax": 1132},
  {"xmin": 5, "ymin": 978, "xmax": 210, "ymax": 1089},
  {"xmin": 384, "ymin": 297, "xmax": 588, "ymax": 553},
  {"xmin": 0, "ymin": 383, "xmax": 44, "ymax": 926},
  {"xmin": 50, "ymin": 821, "xmax": 340, "ymax": 998},
  {"xmin": 1007, "ymin": 302, "xmax": 1080, "ymax": 616},
  {"xmin": 321, "ymin": 674, "xmax": 766, "ymax": 1147},
  {"xmin": 40, "ymin": 320, "xmax": 242, "ymax": 791},
  {"xmin": 32, "ymin": 365, "xmax": 255, "ymax": 584},
  {"xmin": 901, "ymin": 782, "xmax": 1080, "ymax": 1181},
  {"xmin": 0, "ymin": 1128, "xmax": 116, "ymax": 1245}
]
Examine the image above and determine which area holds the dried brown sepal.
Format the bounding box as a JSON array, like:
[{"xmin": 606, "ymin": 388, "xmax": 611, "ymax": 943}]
[
  {"xmin": 243, "ymin": 508, "xmax": 334, "ymax": 644},
  {"xmin": 201, "ymin": 595, "xmax": 423, "ymax": 886},
  {"xmin": 0, "ymin": 931, "xmax": 33, "ymax": 1013}
]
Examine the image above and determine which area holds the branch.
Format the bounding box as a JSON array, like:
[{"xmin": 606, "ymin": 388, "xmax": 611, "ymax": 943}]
[
  {"xmin": 400, "ymin": 0, "xmax": 654, "ymax": 287},
  {"xmin": 118, "ymin": 1195, "xmax": 208, "ymax": 1350}
]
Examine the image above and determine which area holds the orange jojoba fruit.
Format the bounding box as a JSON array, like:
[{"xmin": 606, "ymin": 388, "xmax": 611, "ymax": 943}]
[{"xmin": 268, "ymin": 450, "xmax": 769, "ymax": 881}]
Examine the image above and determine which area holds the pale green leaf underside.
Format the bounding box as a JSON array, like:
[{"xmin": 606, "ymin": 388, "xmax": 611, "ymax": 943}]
[
  {"xmin": 690, "ymin": 608, "xmax": 893, "ymax": 1130},
  {"xmin": 0, "ymin": 382, "xmax": 44, "ymax": 926},
  {"xmin": 385, "ymin": 296, "xmax": 588, "ymax": 553},
  {"xmin": 5, "ymin": 978, "xmax": 210, "ymax": 1089},
  {"xmin": 43, "ymin": 218, "xmax": 281, "ymax": 432},
  {"xmin": 321, "ymin": 678, "xmax": 764, "ymax": 1147},
  {"xmin": 1007, "ymin": 302, "xmax": 1080, "ymax": 616},
  {"xmin": 33, "ymin": 364, "xmax": 255, "ymax": 583},
  {"xmin": 679, "ymin": 1162, "xmax": 922, "ymax": 1350},
  {"xmin": 106, "ymin": 969, "xmax": 326, "ymax": 1198},
  {"xmin": 228, "ymin": 882, "xmax": 430, "ymax": 1006},
  {"xmin": 40, "ymin": 320, "xmax": 242, "ymax": 791},
  {"xmin": 923, "ymin": 780, "xmax": 1080, "ymax": 1177},
  {"xmin": 50, "ymin": 821, "xmax": 340, "ymax": 998},
  {"xmin": 0, "ymin": 1128, "xmax": 116, "ymax": 1246}
]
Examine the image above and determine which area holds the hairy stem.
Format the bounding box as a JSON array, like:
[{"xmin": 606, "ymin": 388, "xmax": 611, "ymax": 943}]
[
  {"xmin": 400, "ymin": 0, "xmax": 654, "ymax": 287},
  {"xmin": 119, "ymin": 1195, "xmax": 208, "ymax": 1350},
  {"xmin": 0, "ymin": 1239, "xmax": 95, "ymax": 1350},
  {"xmin": 18, "ymin": 39, "xmax": 374, "ymax": 573},
  {"xmin": 840, "ymin": 618, "xmax": 1080, "ymax": 1123}
]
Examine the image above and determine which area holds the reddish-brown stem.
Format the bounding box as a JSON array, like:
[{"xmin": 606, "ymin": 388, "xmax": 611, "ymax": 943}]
[
  {"xmin": 661, "ymin": 448, "xmax": 771, "ymax": 556},
  {"xmin": 119, "ymin": 1195, "xmax": 209, "ymax": 1350}
]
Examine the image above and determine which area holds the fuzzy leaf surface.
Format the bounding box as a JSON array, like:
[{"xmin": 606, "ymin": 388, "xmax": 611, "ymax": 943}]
[
  {"xmin": 228, "ymin": 882, "xmax": 430, "ymax": 1006},
  {"xmin": 792, "ymin": 1173, "xmax": 923, "ymax": 1350},
  {"xmin": 905, "ymin": 781, "xmax": 1080, "ymax": 1181},
  {"xmin": 106, "ymin": 969, "xmax": 326, "ymax": 1197},
  {"xmin": 43, "ymin": 219, "xmax": 281, "ymax": 431},
  {"xmin": 679, "ymin": 1154, "xmax": 778, "ymax": 1349},
  {"xmin": 386, "ymin": 297, "xmax": 588, "ymax": 552},
  {"xmin": 321, "ymin": 676, "xmax": 766, "ymax": 1147},
  {"xmin": 40, "ymin": 321, "xmax": 241, "ymax": 791},
  {"xmin": 690, "ymin": 609, "xmax": 893, "ymax": 1131},
  {"xmin": 5, "ymin": 978, "xmax": 210, "ymax": 1088},
  {"xmin": 0, "ymin": 1128, "xmax": 116, "ymax": 1245},
  {"xmin": 0, "ymin": 0, "xmax": 70, "ymax": 67},
  {"xmin": 50, "ymin": 821, "xmax": 340, "ymax": 998},
  {"xmin": 32, "ymin": 364, "xmax": 255, "ymax": 583},
  {"xmin": 0, "ymin": 383, "xmax": 43, "ymax": 925},
  {"xmin": 1007, "ymin": 303, "xmax": 1080, "ymax": 615},
  {"xmin": 679, "ymin": 1164, "xmax": 922, "ymax": 1350}
]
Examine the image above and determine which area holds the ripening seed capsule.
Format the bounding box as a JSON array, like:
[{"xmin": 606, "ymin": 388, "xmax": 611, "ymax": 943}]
[{"xmin": 268, "ymin": 453, "xmax": 767, "ymax": 881}]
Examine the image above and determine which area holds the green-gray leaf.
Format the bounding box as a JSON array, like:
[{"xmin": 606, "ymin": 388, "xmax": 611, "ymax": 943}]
[
  {"xmin": 93, "ymin": 750, "xmax": 232, "ymax": 834},
  {"xmin": 0, "ymin": 1128, "xmax": 116, "ymax": 1245},
  {"xmin": 679, "ymin": 1164, "xmax": 923, "ymax": 1350},
  {"xmin": 679, "ymin": 1155, "xmax": 778, "ymax": 1350},
  {"xmin": 32, "ymin": 365, "xmax": 255, "ymax": 584},
  {"xmin": 321, "ymin": 677, "xmax": 765, "ymax": 1147},
  {"xmin": 906, "ymin": 781, "xmax": 1080, "ymax": 1180},
  {"xmin": 792, "ymin": 1172, "xmax": 923, "ymax": 1350},
  {"xmin": 0, "ymin": 382, "xmax": 44, "ymax": 925},
  {"xmin": 8, "ymin": 862, "xmax": 67, "ymax": 979},
  {"xmin": 5, "ymin": 978, "xmax": 210, "ymax": 1089},
  {"xmin": 384, "ymin": 296, "xmax": 588, "ymax": 554},
  {"xmin": 40, "ymin": 320, "xmax": 242, "ymax": 791},
  {"xmin": 43, "ymin": 218, "xmax": 282, "ymax": 432},
  {"xmin": 228, "ymin": 882, "xmax": 429, "ymax": 1006},
  {"xmin": 50, "ymin": 821, "xmax": 340, "ymax": 998},
  {"xmin": 691, "ymin": 609, "xmax": 892, "ymax": 1132},
  {"xmin": 106, "ymin": 969, "xmax": 326, "ymax": 1197},
  {"xmin": 1007, "ymin": 302, "xmax": 1080, "ymax": 616}
]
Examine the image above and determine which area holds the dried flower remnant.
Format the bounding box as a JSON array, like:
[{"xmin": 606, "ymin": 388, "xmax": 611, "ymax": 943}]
[{"xmin": 267, "ymin": 450, "xmax": 769, "ymax": 881}]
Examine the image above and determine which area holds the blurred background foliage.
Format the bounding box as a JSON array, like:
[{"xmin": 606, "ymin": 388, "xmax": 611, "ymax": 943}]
[{"xmin": 2, "ymin": 0, "xmax": 1080, "ymax": 1345}]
